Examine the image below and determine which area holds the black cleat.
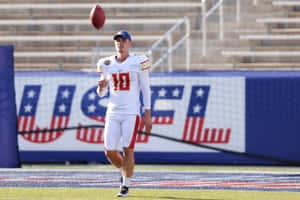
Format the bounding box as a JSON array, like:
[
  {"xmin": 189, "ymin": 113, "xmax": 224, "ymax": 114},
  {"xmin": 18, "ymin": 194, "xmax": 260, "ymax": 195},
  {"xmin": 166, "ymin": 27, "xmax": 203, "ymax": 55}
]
[{"xmin": 117, "ymin": 185, "xmax": 129, "ymax": 197}]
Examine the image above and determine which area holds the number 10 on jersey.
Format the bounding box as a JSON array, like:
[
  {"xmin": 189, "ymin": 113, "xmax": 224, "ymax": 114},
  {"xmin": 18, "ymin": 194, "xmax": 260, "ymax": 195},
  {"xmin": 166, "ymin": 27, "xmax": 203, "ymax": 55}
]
[{"xmin": 112, "ymin": 73, "xmax": 130, "ymax": 91}]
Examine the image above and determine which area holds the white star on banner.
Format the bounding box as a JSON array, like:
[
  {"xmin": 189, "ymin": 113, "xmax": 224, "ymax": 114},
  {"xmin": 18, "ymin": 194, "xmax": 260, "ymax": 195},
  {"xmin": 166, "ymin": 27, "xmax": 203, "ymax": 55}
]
[
  {"xmin": 27, "ymin": 90, "xmax": 35, "ymax": 98},
  {"xmin": 88, "ymin": 104, "xmax": 96, "ymax": 113},
  {"xmin": 158, "ymin": 88, "xmax": 167, "ymax": 97},
  {"xmin": 59, "ymin": 104, "xmax": 66, "ymax": 113},
  {"xmin": 193, "ymin": 104, "xmax": 201, "ymax": 113},
  {"xmin": 89, "ymin": 92, "xmax": 97, "ymax": 100},
  {"xmin": 196, "ymin": 88, "xmax": 205, "ymax": 97},
  {"xmin": 24, "ymin": 104, "xmax": 32, "ymax": 113},
  {"xmin": 62, "ymin": 89, "xmax": 70, "ymax": 99},
  {"xmin": 172, "ymin": 88, "xmax": 180, "ymax": 97}
]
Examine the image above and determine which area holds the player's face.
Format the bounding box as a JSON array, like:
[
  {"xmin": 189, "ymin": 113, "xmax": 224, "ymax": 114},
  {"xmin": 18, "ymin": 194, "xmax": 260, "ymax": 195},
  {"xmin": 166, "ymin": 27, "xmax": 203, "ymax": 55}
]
[{"xmin": 114, "ymin": 37, "xmax": 132, "ymax": 54}]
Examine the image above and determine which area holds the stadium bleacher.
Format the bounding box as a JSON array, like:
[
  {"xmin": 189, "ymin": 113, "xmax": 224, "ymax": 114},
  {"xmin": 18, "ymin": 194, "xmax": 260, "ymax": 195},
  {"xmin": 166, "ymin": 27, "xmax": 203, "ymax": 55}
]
[
  {"xmin": 222, "ymin": 0, "xmax": 300, "ymax": 70},
  {"xmin": 2, "ymin": 0, "xmax": 300, "ymax": 71},
  {"xmin": 0, "ymin": 1, "xmax": 202, "ymax": 71}
]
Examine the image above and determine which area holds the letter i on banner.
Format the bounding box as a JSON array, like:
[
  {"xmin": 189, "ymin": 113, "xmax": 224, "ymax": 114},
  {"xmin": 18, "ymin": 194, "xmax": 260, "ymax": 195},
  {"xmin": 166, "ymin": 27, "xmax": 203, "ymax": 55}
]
[{"xmin": 183, "ymin": 86, "xmax": 231, "ymax": 144}]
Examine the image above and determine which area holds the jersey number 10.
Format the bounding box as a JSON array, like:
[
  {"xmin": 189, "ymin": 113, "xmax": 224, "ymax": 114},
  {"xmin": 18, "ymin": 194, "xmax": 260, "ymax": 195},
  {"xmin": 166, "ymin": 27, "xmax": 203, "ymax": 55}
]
[{"xmin": 112, "ymin": 73, "xmax": 130, "ymax": 91}]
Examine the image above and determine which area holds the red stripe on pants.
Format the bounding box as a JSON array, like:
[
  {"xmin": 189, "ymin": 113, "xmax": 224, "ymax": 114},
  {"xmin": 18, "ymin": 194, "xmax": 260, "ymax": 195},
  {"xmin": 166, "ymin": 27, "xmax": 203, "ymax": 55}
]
[{"xmin": 128, "ymin": 115, "xmax": 140, "ymax": 149}]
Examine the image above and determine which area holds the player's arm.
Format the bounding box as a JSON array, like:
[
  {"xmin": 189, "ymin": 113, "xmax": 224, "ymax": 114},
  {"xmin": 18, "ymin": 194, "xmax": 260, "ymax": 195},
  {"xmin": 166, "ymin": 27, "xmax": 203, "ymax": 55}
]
[
  {"xmin": 138, "ymin": 56, "xmax": 152, "ymax": 133},
  {"xmin": 143, "ymin": 108, "xmax": 152, "ymax": 134},
  {"xmin": 96, "ymin": 60, "xmax": 109, "ymax": 97},
  {"xmin": 97, "ymin": 77, "xmax": 109, "ymax": 97},
  {"xmin": 139, "ymin": 71, "xmax": 152, "ymax": 133}
]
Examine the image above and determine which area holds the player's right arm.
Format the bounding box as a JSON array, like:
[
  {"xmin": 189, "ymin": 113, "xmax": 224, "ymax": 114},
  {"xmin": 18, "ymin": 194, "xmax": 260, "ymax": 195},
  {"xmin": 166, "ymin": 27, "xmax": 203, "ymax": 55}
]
[
  {"xmin": 97, "ymin": 78, "xmax": 108, "ymax": 97},
  {"xmin": 96, "ymin": 59, "xmax": 109, "ymax": 97}
]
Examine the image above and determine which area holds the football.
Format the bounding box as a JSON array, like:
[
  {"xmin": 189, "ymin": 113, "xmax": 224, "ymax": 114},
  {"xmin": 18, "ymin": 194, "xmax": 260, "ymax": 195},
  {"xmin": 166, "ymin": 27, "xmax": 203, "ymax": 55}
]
[{"xmin": 90, "ymin": 4, "xmax": 106, "ymax": 30}]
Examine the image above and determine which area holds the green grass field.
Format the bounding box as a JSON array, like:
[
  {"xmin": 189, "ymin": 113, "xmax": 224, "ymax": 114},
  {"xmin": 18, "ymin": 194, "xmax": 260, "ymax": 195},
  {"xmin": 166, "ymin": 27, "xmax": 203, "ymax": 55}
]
[
  {"xmin": 2, "ymin": 188, "xmax": 300, "ymax": 200},
  {"xmin": 1, "ymin": 165, "xmax": 300, "ymax": 200}
]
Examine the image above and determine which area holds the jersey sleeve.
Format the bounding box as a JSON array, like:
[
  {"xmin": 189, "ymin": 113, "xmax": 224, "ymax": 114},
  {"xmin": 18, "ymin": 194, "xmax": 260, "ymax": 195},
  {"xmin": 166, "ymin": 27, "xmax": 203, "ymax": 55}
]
[
  {"xmin": 96, "ymin": 59, "xmax": 104, "ymax": 74},
  {"xmin": 138, "ymin": 70, "xmax": 151, "ymax": 110},
  {"xmin": 138, "ymin": 55, "xmax": 151, "ymax": 71}
]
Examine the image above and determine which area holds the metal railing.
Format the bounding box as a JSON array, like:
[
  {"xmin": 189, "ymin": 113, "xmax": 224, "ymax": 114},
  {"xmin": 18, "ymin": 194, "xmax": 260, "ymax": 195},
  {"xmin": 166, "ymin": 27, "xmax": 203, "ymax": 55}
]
[
  {"xmin": 148, "ymin": 16, "xmax": 190, "ymax": 72},
  {"xmin": 202, "ymin": 0, "xmax": 260, "ymax": 56},
  {"xmin": 202, "ymin": 0, "xmax": 224, "ymax": 56}
]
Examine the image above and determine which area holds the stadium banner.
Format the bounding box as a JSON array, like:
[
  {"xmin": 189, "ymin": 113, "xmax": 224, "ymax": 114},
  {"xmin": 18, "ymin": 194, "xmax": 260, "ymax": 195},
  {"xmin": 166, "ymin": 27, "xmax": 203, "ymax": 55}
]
[
  {"xmin": 0, "ymin": 45, "xmax": 20, "ymax": 168},
  {"xmin": 15, "ymin": 71, "xmax": 300, "ymax": 164}
]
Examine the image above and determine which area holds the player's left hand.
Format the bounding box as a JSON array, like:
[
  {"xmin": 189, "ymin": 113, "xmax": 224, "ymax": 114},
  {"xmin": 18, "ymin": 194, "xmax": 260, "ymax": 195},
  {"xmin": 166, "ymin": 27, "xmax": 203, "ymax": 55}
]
[{"xmin": 143, "ymin": 109, "xmax": 152, "ymax": 134}]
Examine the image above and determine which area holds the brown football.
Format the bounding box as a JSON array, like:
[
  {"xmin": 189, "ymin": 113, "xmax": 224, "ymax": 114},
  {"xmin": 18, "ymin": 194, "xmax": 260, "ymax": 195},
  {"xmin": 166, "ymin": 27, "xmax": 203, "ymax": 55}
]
[{"xmin": 90, "ymin": 4, "xmax": 106, "ymax": 30}]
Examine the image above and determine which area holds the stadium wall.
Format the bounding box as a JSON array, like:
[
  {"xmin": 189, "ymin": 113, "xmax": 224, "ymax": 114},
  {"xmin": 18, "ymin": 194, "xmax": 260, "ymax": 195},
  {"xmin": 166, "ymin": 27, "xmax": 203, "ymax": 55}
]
[
  {"xmin": 15, "ymin": 71, "xmax": 300, "ymax": 165},
  {"xmin": 0, "ymin": 46, "xmax": 20, "ymax": 168}
]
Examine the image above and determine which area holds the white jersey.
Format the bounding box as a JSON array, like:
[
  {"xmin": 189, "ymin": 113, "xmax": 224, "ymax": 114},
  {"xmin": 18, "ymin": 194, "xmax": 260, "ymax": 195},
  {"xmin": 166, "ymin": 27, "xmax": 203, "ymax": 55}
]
[{"xmin": 97, "ymin": 54, "xmax": 151, "ymax": 116}]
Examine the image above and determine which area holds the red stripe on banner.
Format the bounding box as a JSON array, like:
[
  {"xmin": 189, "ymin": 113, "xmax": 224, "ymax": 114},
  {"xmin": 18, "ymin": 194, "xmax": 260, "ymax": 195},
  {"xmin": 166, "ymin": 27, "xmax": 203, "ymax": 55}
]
[
  {"xmin": 17, "ymin": 117, "xmax": 21, "ymax": 131},
  {"xmin": 188, "ymin": 118, "xmax": 197, "ymax": 142},
  {"xmin": 39, "ymin": 127, "xmax": 46, "ymax": 143},
  {"xmin": 33, "ymin": 128, "xmax": 39, "ymax": 142},
  {"xmin": 128, "ymin": 115, "xmax": 140, "ymax": 149},
  {"xmin": 209, "ymin": 128, "xmax": 217, "ymax": 143},
  {"xmin": 29, "ymin": 117, "xmax": 34, "ymax": 131},
  {"xmin": 50, "ymin": 116, "xmax": 56, "ymax": 129},
  {"xmin": 83, "ymin": 127, "xmax": 88, "ymax": 142},
  {"xmin": 64, "ymin": 117, "xmax": 69, "ymax": 128},
  {"xmin": 152, "ymin": 117, "xmax": 174, "ymax": 124},
  {"xmin": 224, "ymin": 128, "xmax": 231, "ymax": 143},
  {"xmin": 18, "ymin": 117, "xmax": 25, "ymax": 137},
  {"xmin": 203, "ymin": 128, "xmax": 210, "ymax": 143},
  {"xmin": 22, "ymin": 116, "xmax": 28, "ymax": 132},
  {"xmin": 196, "ymin": 118, "xmax": 204, "ymax": 143},
  {"xmin": 27, "ymin": 118, "xmax": 34, "ymax": 141},
  {"xmin": 167, "ymin": 117, "xmax": 173, "ymax": 124},
  {"xmin": 182, "ymin": 118, "xmax": 190, "ymax": 141},
  {"xmin": 19, "ymin": 117, "xmax": 25, "ymax": 138},
  {"xmin": 57, "ymin": 116, "xmax": 63, "ymax": 136},
  {"xmin": 216, "ymin": 128, "xmax": 224, "ymax": 143},
  {"xmin": 76, "ymin": 123, "xmax": 82, "ymax": 141},
  {"xmin": 29, "ymin": 117, "xmax": 36, "ymax": 141},
  {"xmin": 76, "ymin": 123, "xmax": 104, "ymax": 144},
  {"xmin": 96, "ymin": 128, "xmax": 104, "ymax": 143},
  {"xmin": 90, "ymin": 128, "xmax": 96, "ymax": 142}
]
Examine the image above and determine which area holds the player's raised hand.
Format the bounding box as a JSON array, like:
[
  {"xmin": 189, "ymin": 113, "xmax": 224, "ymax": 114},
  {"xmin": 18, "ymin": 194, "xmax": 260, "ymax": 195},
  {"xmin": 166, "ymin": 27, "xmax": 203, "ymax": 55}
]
[{"xmin": 97, "ymin": 79, "xmax": 108, "ymax": 91}]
